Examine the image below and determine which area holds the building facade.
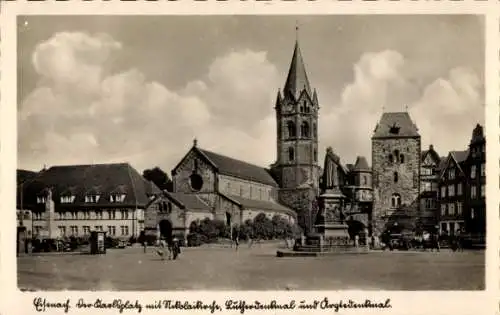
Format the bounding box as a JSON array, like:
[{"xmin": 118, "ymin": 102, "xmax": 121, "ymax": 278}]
[
  {"xmin": 18, "ymin": 163, "xmax": 161, "ymax": 240},
  {"xmin": 371, "ymin": 112, "xmax": 421, "ymax": 234},
  {"xmin": 419, "ymin": 145, "xmax": 442, "ymax": 230},
  {"xmin": 438, "ymin": 151, "xmax": 468, "ymax": 235}
]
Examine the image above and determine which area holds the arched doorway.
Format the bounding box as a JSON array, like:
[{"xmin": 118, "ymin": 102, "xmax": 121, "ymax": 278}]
[
  {"xmin": 347, "ymin": 220, "xmax": 366, "ymax": 240},
  {"xmin": 159, "ymin": 219, "xmax": 173, "ymax": 242}
]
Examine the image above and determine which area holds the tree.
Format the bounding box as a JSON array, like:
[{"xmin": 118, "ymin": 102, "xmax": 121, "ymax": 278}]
[
  {"xmin": 143, "ymin": 167, "xmax": 173, "ymax": 191},
  {"xmin": 253, "ymin": 213, "xmax": 273, "ymax": 240}
]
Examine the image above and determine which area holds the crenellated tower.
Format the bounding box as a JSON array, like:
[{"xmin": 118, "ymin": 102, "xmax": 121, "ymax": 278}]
[{"xmin": 271, "ymin": 33, "xmax": 321, "ymax": 232}]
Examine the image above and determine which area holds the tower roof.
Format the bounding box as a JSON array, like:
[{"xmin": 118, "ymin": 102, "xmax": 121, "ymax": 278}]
[
  {"xmin": 284, "ymin": 40, "xmax": 312, "ymax": 99},
  {"xmin": 372, "ymin": 112, "xmax": 420, "ymax": 139},
  {"xmin": 353, "ymin": 156, "xmax": 371, "ymax": 172}
]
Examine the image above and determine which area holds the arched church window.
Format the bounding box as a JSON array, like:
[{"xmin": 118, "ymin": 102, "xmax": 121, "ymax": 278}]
[
  {"xmin": 400, "ymin": 154, "xmax": 405, "ymax": 163},
  {"xmin": 388, "ymin": 154, "xmax": 394, "ymax": 163},
  {"xmin": 363, "ymin": 176, "xmax": 367, "ymax": 185},
  {"xmin": 301, "ymin": 121, "xmax": 310, "ymax": 138},
  {"xmin": 313, "ymin": 123, "xmax": 317, "ymax": 138},
  {"xmin": 288, "ymin": 147, "xmax": 295, "ymax": 162},
  {"xmin": 287, "ymin": 121, "xmax": 296, "ymax": 138},
  {"xmin": 313, "ymin": 149, "xmax": 317, "ymax": 162},
  {"xmin": 394, "ymin": 172, "xmax": 399, "ymax": 183},
  {"xmin": 394, "ymin": 150, "xmax": 400, "ymax": 163},
  {"xmin": 391, "ymin": 193, "xmax": 401, "ymax": 208}
]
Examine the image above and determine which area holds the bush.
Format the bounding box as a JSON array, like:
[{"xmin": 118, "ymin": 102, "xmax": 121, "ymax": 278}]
[
  {"xmin": 187, "ymin": 233, "xmax": 206, "ymax": 247},
  {"xmin": 105, "ymin": 236, "xmax": 121, "ymax": 249}
]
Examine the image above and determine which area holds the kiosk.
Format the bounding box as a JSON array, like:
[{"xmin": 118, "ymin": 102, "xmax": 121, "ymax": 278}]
[{"xmin": 90, "ymin": 231, "xmax": 107, "ymax": 255}]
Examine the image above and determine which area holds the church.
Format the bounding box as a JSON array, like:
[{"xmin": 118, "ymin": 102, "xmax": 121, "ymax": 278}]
[{"xmin": 160, "ymin": 36, "xmax": 386, "ymax": 238}]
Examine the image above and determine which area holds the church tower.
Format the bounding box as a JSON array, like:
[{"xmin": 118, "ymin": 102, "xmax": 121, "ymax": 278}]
[{"xmin": 271, "ymin": 30, "xmax": 321, "ymax": 232}]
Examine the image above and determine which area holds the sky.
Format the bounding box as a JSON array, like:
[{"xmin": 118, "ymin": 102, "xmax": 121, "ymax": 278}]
[{"xmin": 17, "ymin": 15, "xmax": 485, "ymax": 174}]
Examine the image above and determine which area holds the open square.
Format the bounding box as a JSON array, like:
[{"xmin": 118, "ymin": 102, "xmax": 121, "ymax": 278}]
[{"xmin": 18, "ymin": 245, "xmax": 485, "ymax": 291}]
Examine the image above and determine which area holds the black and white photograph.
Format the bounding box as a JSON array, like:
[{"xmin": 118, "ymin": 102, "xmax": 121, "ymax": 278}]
[{"xmin": 13, "ymin": 13, "xmax": 488, "ymax": 293}]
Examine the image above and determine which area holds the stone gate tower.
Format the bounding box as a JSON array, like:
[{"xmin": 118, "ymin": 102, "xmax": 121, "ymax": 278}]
[
  {"xmin": 271, "ymin": 35, "xmax": 321, "ymax": 232},
  {"xmin": 371, "ymin": 112, "xmax": 421, "ymax": 234}
]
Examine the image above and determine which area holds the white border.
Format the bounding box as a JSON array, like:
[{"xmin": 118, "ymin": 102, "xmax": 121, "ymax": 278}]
[{"xmin": 1, "ymin": 2, "xmax": 498, "ymax": 315}]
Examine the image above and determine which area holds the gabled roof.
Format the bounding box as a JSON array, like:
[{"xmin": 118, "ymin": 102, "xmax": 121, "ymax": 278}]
[
  {"xmin": 173, "ymin": 145, "xmax": 278, "ymax": 187},
  {"xmin": 17, "ymin": 170, "xmax": 38, "ymax": 185},
  {"xmin": 18, "ymin": 163, "xmax": 161, "ymax": 208},
  {"xmin": 283, "ymin": 40, "xmax": 312, "ymax": 100},
  {"xmin": 165, "ymin": 192, "xmax": 211, "ymax": 212},
  {"xmin": 372, "ymin": 112, "xmax": 420, "ymax": 139},
  {"xmin": 421, "ymin": 144, "xmax": 441, "ymax": 164},
  {"xmin": 221, "ymin": 193, "xmax": 296, "ymax": 217},
  {"xmin": 353, "ymin": 156, "xmax": 371, "ymax": 172},
  {"xmin": 439, "ymin": 150, "xmax": 469, "ymax": 179}
]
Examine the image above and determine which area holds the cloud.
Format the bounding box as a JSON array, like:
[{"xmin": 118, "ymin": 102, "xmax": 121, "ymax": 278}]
[
  {"xmin": 19, "ymin": 32, "xmax": 484, "ymax": 175},
  {"xmin": 19, "ymin": 32, "xmax": 280, "ymax": 172},
  {"xmin": 319, "ymin": 50, "xmax": 484, "ymax": 166}
]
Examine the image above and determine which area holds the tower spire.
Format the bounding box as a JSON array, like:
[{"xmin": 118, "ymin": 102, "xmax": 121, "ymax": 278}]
[{"xmin": 284, "ymin": 24, "xmax": 311, "ymax": 99}]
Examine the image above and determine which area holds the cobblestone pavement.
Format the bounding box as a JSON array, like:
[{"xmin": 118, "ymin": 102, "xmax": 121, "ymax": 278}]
[{"xmin": 17, "ymin": 245, "xmax": 484, "ymax": 291}]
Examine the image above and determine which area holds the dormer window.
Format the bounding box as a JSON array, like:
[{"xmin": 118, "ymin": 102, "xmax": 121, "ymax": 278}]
[
  {"xmin": 36, "ymin": 196, "xmax": 46, "ymax": 204},
  {"xmin": 60, "ymin": 195, "xmax": 76, "ymax": 203},
  {"xmin": 110, "ymin": 194, "xmax": 126, "ymax": 203},
  {"xmin": 85, "ymin": 195, "xmax": 100, "ymax": 203},
  {"xmin": 389, "ymin": 123, "xmax": 400, "ymax": 135}
]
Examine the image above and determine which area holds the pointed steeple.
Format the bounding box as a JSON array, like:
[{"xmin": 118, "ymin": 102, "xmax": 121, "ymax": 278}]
[{"xmin": 284, "ymin": 36, "xmax": 312, "ymax": 100}]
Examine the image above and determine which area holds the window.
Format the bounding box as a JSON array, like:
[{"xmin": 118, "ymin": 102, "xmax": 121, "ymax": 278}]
[
  {"xmin": 441, "ymin": 186, "xmax": 446, "ymax": 198},
  {"xmin": 85, "ymin": 195, "xmax": 100, "ymax": 203},
  {"xmin": 448, "ymin": 168, "xmax": 455, "ymax": 180},
  {"xmin": 421, "ymin": 168, "xmax": 432, "ymax": 176},
  {"xmin": 313, "ymin": 123, "xmax": 317, "ymax": 138},
  {"xmin": 58, "ymin": 226, "xmax": 66, "ymax": 236},
  {"xmin": 471, "ymin": 208, "xmax": 475, "ymax": 219},
  {"xmin": 120, "ymin": 226, "xmax": 129, "ymax": 236},
  {"xmin": 34, "ymin": 226, "xmax": 42, "ymax": 235},
  {"xmin": 94, "ymin": 225, "xmax": 103, "ymax": 232},
  {"xmin": 96, "ymin": 210, "xmax": 103, "ymax": 220},
  {"xmin": 471, "ymin": 165, "xmax": 476, "ymax": 179},
  {"xmin": 391, "ymin": 194, "xmax": 401, "ymax": 208},
  {"xmin": 250, "ymin": 187, "xmax": 253, "ymax": 198},
  {"xmin": 399, "ymin": 154, "xmax": 405, "ymax": 163},
  {"xmin": 107, "ymin": 226, "xmax": 116, "ymax": 236},
  {"xmin": 441, "ymin": 204, "xmax": 447, "ymax": 216},
  {"xmin": 60, "ymin": 195, "xmax": 76, "ymax": 203},
  {"xmin": 287, "ymin": 121, "xmax": 296, "ymax": 138},
  {"xmin": 457, "ymin": 183, "xmax": 463, "ymax": 196},
  {"xmin": 393, "ymin": 172, "xmax": 398, "ymax": 183},
  {"xmin": 71, "ymin": 226, "xmax": 78, "ymax": 236},
  {"xmin": 300, "ymin": 121, "xmax": 310, "ymax": 138},
  {"xmin": 394, "ymin": 150, "xmax": 400, "ymax": 162},
  {"xmin": 313, "ymin": 149, "xmax": 317, "ymax": 162},
  {"xmin": 110, "ymin": 194, "xmax": 126, "ymax": 203},
  {"xmin": 448, "ymin": 185, "xmax": 455, "ymax": 197},
  {"xmin": 363, "ymin": 176, "xmax": 367, "ymax": 185},
  {"xmin": 388, "ymin": 154, "xmax": 394, "ymax": 163},
  {"xmin": 83, "ymin": 226, "xmax": 91, "ymax": 235},
  {"xmin": 448, "ymin": 203, "xmax": 455, "ymax": 215},
  {"xmin": 37, "ymin": 196, "xmax": 46, "ymax": 204},
  {"xmin": 425, "ymin": 198, "xmax": 433, "ymax": 209},
  {"xmin": 481, "ymin": 184, "xmax": 485, "ymax": 197},
  {"xmin": 422, "ymin": 182, "xmax": 431, "ymax": 192},
  {"xmin": 471, "ymin": 185, "xmax": 477, "ymax": 199},
  {"xmin": 481, "ymin": 163, "xmax": 485, "ymax": 176},
  {"xmin": 456, "ymin": 202, "xmax": 463, "ymax": 215},
  {"xmin": 121, "ymin": 210, "xmax": 129, "ymax": 220},
  {"xmin": 288, "ymin": 147, "xmax": 295, "ymax": 162}
]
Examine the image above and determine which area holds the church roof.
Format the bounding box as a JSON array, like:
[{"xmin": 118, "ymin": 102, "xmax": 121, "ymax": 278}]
[
  {"xmin": 166, "ymin": 192, "xmax": 211, "ymax": 212},
  {"xmin": 372, "ymin": 112, "xmax": 420, "ymax": 139},
  {"xmin": 353, "ymin": 156, "xmax": 371, "ymax": 172},
  {"xmin": 221, "ymin": 193, "xmax": 296, "ymax": 217},
  {"xmin": 198, "ymin": 148, "xmax": 279, "ymax": 187},
  {"xmin": 283, "ymin": 40, "xmax": 312, "ymax": 99},
  {"xmin": 18, "ymin": 163, "xmax": 161, "ymax": 209}
]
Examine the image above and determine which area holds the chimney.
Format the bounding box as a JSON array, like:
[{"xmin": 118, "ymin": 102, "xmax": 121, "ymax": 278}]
[{"xmin": 193, "ymin": 138, "xmax": 198, "ymax": 148}]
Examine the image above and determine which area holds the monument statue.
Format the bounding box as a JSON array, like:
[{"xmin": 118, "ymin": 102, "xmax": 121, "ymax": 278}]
[{"xmin": 324, "ymin": 147, "xmax": 340, "ymax": 189}]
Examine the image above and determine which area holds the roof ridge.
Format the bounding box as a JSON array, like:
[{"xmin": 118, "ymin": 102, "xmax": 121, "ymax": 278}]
[{"xmin": 199, "ymin": 148, "xmax": 268, "ymax": 170}]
